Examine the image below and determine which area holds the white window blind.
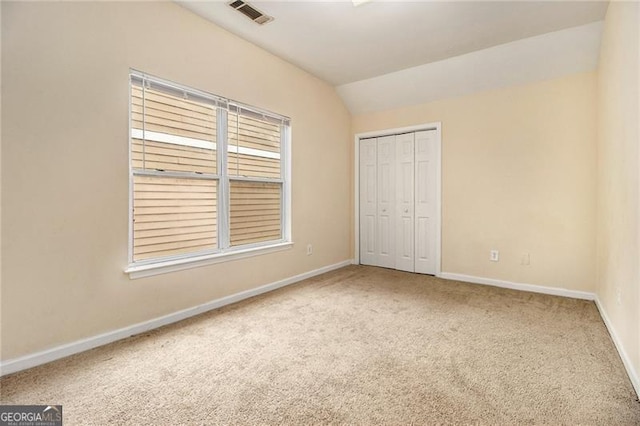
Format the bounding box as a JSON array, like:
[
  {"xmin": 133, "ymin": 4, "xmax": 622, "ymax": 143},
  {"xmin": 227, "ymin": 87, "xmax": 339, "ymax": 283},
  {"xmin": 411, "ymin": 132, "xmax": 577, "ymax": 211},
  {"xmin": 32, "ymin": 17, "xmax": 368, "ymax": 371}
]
[
  {"xmin": 129, "ymin": 71, "xmax": 290, "ymax": 267},
  {"xmin": 228, "ymin": 106, "xmax": 283, "ymax": 246}
]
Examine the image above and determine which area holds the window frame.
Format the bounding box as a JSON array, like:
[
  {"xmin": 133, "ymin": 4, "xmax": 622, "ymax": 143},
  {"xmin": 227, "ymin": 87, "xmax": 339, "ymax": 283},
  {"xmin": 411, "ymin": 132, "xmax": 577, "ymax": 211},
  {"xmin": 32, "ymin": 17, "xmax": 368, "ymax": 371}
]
[{"xmin": 126, "ymin": 70, "xmax": 292, "ymax": 279}]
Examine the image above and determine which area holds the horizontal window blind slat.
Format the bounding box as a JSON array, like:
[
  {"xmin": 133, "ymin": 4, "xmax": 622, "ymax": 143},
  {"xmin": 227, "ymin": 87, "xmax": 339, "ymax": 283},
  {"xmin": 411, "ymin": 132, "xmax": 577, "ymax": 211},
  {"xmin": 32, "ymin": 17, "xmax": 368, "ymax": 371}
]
[
  {"xmin": 134, "ymin": 191, "xmax": 216, "ymax": 200},
  {"xmin": 228, "ymin": 155, "xmax": 280, "ymax": 178},
  {"xmin": 132, "ymin": 120, "xmax": 215, "ymax": 143},
  {"xmin": 132, "ymin": 140, "xmax": 215, "ymax": 162},
  {"xmin": 228, "ymin": 124, "xmax": 280, "ymax": 142},
  {"xmin": 231, "ymin": 193, "xmax": 280, "ymax": 200},
  {"xmin": 132, "ymin": 84, "xmax": 217, "ymax": 116},
  {"xmin": 231, "ymin": 225, "xmax": 281, "ymax": 235},
  {"xmin": 133, "ymin": 183, "xmax": 216, "ymax": 193},
  {"xmin": 230, "ymin": 219, "xmax": 280, "ymax": 230},
  {"xmin": 131, "ymin": 103, "xmax": 215, "ymax": 130},
  {"xmin": 135, "ymin": 224, "xmax": 217, "ymax": 239},
  {"xmin": 229, "ymin": 160, "xmax": 280, "ymax": 172},
  {"xmin": 132, "ymin": 95, "xmax": 216, "ymax": 121},
  {"xmin": 229, "ymin": 130, "xmax": 279, "ymax": 145},
  {"xmin": 134, "ymin": 237, "xmax": 216, "ymax": 255},
  {"xmin": 230, "ymin": 198, "xmax": 281, "ymax": 206},
  {"xmin": 230, "ymin": 165, "xmax": 281, "ymax": 174},
  {"xmin": 134, "ymin": 218, "xmax": 217, "ymax": 231},
  {"xmin": 132, "ymin": 152, "xmax": 216, "ymax": 170},
  {"xmin": 134, "ymin": 244, "xmax": 215, "ymax": 261},
  {"xmin": 134, "ymin": 212, "xmax": 218, "ymax": 224},
  {"xmin": 135, "ymin": 231, "xmax": 217, "ymax": 247},
  {"xmin": 228, "ymin": 113, "xmax": 280, "ymax": 132},
  {"xmin": 133, "ymin": 175, "xmax": 215, "ymax": 186},
  {"xmin": 228, "ymin": 170, "xmax": 281, "ymax": 179},
  {"xmin": 229, "ymin": 212, "xmax": 280, "ymax": 220},
  {"xmin": 134, "ymin": 206, "xmax": 216, "ymax": 215},
  {"xmin": 228, "ymin": 172, "xmax": 281, "ymax": 180},
  {"xmin": 228, "ymin": 155, "xmax": 280, "ymax": 169},
  {"xmin": 228, "ymin": 184, "xmax": 280, "ymax": 193},
  {"xmin": 230, "ymin": 204, "xmax": 280, "ymax": 212},
  {"xmin": 229, "ymin": 181, "xmax": 281, "ymax": 247},
  {"xmin": 230, "ymin": 213, "xmax": 280, "ymax": 222},
  {"xmin": 132, "ymin": 113, "xmax": 215, "ymax": 139},
  {"xmin": 227, "ymin": 122, "xmax": 279, "ymax": 140},
  {"xmin": 133, "ymin": 175, "xmax": 217, "ymax": 261},
  {"xmin": 134, "ymin": 198, "xmax": 215, "ymax": 207},
  {"xmin": 230, "ymin": 231, "xmax": 281, "ymax": 245},
  {"xmin": 229, "ymin": 103, "xmax": 287, "ymax": 125},
  {"xmin": 133, "ymin": 161, "xmax": 216, "ymax": 174},
  {"xmin": 229, "ymin": 134, "xmax": 280, "ymax": 152}
]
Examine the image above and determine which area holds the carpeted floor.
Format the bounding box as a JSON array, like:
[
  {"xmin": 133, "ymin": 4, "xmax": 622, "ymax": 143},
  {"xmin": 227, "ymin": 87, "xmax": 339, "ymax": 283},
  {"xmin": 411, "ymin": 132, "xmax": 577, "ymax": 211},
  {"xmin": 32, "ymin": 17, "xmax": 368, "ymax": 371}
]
[{"xmin": 1, "ymin": 265, "xmax": 639, "ymax": 424}]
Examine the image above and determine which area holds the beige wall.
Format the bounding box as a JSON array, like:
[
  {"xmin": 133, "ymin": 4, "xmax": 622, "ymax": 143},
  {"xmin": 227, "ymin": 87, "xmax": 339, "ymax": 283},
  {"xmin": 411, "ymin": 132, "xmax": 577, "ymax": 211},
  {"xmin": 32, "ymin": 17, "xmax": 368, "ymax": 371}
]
[
  {"xmin": 1, "ymin": 2, "xmax": 351, "ymax": 360},
  {"xmin": 596, "ymin": 1, "xmax": 640, "ymax": 389},
  {"xmin": 353, "ymin": 72, "xmax": 597, "ymax": 292},
  {"xmin": 2, "ymin": 1, "xmax": 635, "ymax": 381},
  {"xmin": 0, "ymin": 0, "xmax": 3, "ymax": 359}
]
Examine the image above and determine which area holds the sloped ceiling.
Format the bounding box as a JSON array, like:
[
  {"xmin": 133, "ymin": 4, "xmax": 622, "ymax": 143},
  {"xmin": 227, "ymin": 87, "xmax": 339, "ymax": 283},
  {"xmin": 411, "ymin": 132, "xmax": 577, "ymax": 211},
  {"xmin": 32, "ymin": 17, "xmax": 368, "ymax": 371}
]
[
  {"xmin": 338, "ymin": 21, "xmax": 603, "ymax": 114},
  {"xmin": 177, "ymin": 1, "xmax": 608, "ymax": 113}
]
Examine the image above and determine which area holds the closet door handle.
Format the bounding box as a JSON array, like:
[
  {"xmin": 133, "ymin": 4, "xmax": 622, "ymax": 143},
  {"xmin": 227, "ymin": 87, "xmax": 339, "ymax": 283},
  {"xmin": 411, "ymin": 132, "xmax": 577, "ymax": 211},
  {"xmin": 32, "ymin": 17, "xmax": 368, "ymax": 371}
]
[{"xmin": 404, "ymin": 209, "xmax": 409, "ymax": 214}]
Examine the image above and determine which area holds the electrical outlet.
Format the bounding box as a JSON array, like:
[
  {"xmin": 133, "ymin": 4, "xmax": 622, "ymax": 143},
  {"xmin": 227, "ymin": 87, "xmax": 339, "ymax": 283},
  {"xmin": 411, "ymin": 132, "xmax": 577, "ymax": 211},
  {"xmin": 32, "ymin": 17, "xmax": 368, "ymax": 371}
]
[
  {"xmin": 616, "ymin": 288, "xmax": 622, "ymax": 306},
  {"xmin": 490, "ymin": 250, "xmax": 499, "ymax": 262},
  {"xmin": 306, "ymin": 244, "xmax": 313, "ymax": 256},
  {"xmin": 521, "ymin": 253, "xmax": 530, "ymax": 265}
]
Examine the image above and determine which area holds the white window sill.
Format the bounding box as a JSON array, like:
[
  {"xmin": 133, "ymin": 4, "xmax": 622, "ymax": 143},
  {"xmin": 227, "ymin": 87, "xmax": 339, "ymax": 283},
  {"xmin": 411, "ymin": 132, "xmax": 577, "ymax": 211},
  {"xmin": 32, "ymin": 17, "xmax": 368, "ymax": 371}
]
[{"xmin": 125, "ymin": 242, "xmax": 294, "ymax": 279}]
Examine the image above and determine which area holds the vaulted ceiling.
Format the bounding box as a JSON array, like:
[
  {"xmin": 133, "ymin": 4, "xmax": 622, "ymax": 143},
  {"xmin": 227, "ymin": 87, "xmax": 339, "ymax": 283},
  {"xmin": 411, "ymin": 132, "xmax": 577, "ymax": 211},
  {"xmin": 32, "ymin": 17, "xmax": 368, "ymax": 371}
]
[{"xmin": 176, "ymin": 1, "xmax": 608, "ymax": 113}]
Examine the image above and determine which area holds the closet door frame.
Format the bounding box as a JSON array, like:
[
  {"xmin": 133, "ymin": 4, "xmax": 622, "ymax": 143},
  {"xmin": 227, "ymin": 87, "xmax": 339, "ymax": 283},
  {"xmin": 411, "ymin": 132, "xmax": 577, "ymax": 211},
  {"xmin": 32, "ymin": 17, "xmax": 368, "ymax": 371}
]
[{"xmin": 354, "ymin": 122, "xmax": 442, "ymax": 276}]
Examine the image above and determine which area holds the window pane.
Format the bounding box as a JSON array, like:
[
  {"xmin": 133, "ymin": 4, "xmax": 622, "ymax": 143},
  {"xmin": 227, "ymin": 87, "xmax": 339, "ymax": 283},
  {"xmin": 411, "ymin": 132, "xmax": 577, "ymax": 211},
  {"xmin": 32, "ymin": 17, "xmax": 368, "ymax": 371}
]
[
  {"xmin": 227, "ymin": 112, "xmax": 280, "ymax": 178},
  {"xmin": 131, "ymin": 82, "xmax": 217, "ymax": 174},
  {"xmin": 230, "ymin": 181, "xmax": 281, "ymax": 246},
  {"xmin": 133, "ymin": 175, "xmax": 217, "ymax": 260}
]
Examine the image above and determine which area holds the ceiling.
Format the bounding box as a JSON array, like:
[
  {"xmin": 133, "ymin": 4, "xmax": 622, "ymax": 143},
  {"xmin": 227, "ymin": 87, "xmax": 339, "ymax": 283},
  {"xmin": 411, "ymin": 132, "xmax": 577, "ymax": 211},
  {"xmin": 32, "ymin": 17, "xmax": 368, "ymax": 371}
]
[
  {"xmin": 177, "ymin": 1, "xmax": 608, "ymax": 86},
  {"xmin": 337, "ymin": 21, "xmax": 602, "ymax": 113}
]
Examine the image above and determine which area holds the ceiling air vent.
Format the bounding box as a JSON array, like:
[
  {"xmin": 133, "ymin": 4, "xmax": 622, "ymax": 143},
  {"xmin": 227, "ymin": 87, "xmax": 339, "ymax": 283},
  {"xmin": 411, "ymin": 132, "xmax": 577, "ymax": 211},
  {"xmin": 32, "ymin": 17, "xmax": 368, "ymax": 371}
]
[{"xmin": 228, "ymin": 1, "xmax": 274, "ymax": 25}]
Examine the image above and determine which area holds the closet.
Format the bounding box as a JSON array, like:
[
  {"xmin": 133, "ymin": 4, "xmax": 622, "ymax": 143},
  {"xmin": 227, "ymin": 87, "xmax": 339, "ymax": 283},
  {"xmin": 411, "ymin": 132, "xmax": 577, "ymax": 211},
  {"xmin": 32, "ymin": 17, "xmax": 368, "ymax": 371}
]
[{"xmin": 359, "ymin": 130, "xmax": 438, "ymax": 274}]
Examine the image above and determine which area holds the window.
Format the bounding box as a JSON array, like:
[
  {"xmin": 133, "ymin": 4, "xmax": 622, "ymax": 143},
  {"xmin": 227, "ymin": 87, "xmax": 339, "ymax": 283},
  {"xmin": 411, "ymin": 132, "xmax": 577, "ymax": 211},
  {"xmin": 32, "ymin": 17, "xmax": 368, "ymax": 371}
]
[{"xmin": 127, "ymin": 71, "xmax": 290, "ymax": 276}]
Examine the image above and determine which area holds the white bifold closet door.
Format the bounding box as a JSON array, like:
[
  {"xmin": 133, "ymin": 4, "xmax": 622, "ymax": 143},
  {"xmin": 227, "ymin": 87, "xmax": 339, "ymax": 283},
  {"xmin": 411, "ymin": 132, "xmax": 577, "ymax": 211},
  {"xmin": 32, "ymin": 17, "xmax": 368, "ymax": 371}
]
[
  {"xmin": 359, "ymin": 130, "xmax": 437, "ymax": 274},
  {"xmin": 414, "ymin": 130, "xmax": 437, "ymax": 274},
  {"xmin": 395, "ymin": 133, "xmax": 414, "ymax": 272}
]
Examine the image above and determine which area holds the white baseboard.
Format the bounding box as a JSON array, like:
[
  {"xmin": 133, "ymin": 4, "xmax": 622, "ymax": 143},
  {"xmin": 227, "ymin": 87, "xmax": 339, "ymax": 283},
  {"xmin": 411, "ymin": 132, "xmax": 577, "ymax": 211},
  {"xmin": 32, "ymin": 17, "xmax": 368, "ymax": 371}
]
[
  {"xmin": 594, "ymin": 297, "xmax": 640, "ymax": 398},
  {"xmin": 0, "ymin": 259, "xmax": 353, "ymax": 377},
  {"xmin": 438, "ymin": 272, "xmax": 596, "ymax": 300}
]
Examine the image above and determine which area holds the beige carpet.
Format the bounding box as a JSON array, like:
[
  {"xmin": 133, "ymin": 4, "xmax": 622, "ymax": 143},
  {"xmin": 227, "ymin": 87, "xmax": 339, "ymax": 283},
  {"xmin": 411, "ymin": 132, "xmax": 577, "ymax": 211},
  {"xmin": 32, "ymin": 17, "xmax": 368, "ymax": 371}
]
[{"xmin": 2, "ymin": 266, "xmax": 639, "ymax": 425}]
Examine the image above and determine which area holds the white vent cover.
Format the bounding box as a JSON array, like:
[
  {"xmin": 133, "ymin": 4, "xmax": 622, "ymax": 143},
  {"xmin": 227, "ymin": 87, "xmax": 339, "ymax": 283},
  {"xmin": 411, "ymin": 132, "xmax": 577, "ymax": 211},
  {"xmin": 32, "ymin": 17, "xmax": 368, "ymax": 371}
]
[{"xmin": 228, "ymin": 1, "xmax": 274, "ymax": 25}]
